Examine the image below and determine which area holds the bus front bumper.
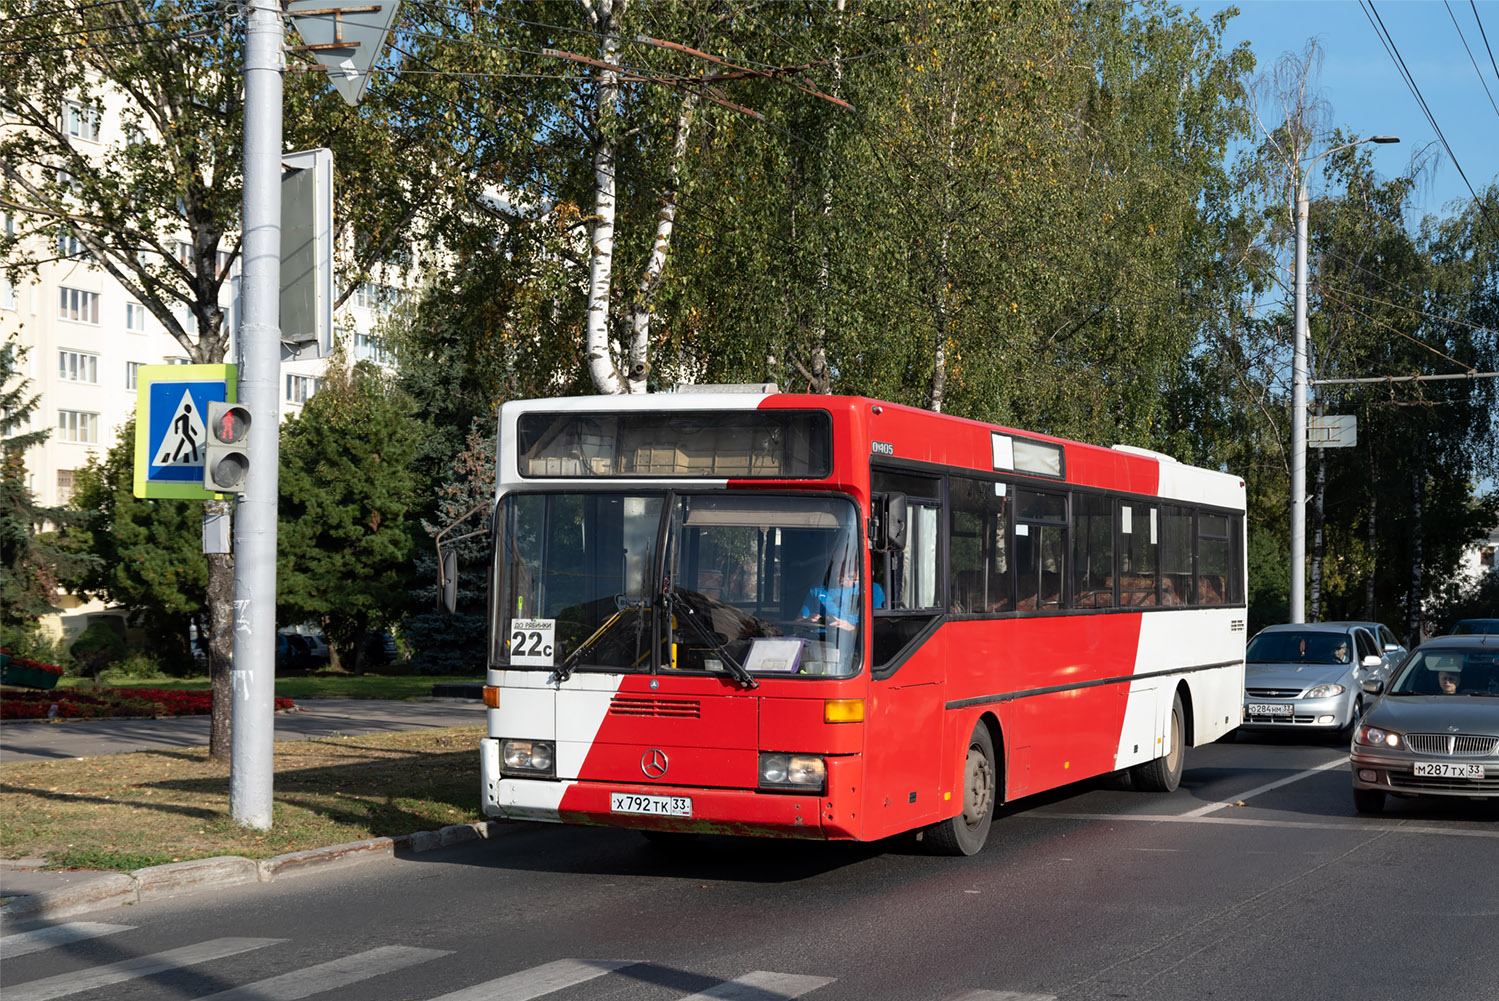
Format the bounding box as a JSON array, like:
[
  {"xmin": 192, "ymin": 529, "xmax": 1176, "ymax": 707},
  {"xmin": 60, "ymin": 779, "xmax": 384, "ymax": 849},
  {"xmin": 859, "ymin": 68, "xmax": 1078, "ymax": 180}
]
[{"xmin": 481, "ymin": 739, "xmax": 860, "ymax": 839}]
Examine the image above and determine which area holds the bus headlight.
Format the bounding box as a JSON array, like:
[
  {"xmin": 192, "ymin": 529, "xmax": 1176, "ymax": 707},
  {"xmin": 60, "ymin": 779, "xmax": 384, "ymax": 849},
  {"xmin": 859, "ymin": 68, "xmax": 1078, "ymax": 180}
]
[
  {"xmin": 759, "ymin": 753, "xmax": 826, "ymax": 793},
  {"xmin": 501, "ymin": 739, "xmax": 555, "ymax": 778}
]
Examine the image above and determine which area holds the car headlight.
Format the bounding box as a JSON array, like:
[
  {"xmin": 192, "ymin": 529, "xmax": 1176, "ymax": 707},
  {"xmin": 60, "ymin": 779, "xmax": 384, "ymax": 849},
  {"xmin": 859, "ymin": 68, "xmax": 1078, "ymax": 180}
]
[
  {"xmin": 1354, "ymin": 725, "xmax": 1402, "ymax": 749},
  {"xmin": 500, "ymin": 738, "xmax": 555, "ymax": 778},
  {"xmin": 1304, "ymin": 683, "xmax": 1345, "ymax": 699},
  {"xmin": 759, "ymin": 753, "xmax": 826, "ymax": 793}
]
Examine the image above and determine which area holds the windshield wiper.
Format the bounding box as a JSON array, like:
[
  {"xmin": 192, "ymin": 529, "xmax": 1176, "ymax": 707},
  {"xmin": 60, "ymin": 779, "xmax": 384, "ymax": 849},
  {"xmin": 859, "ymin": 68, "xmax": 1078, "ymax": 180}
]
[
  {"xmin": 551, "ymin": 596, "xmax": 650, "ymax": 684},
  {"xmin": 668, "ymin": 587, "xmax": 758, "ymax": 690}
]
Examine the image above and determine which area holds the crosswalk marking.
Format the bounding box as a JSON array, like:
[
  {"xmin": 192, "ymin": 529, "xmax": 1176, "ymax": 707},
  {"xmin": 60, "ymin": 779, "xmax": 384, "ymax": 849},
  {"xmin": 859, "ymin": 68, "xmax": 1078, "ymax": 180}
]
[
  {"xmin": 427, "ymin": 958, "xmax": 640, "ymax": 1001},
  {"xmin": 0, "ymin": 922, "xmax": 134, "ymax": 959},
  {"xmin": 678, "ymin": 970, "xmax": 836, "ymax": 1001},
  {"xmin": 4, "ymin": 937, "xmax": 283, "ymax": 1001},
  {"xmin": 947, "ymin": 990, "xmax": 1057, "ymax": 1001},
  {"xmin": 196, "ymin": 945, "xmax": 452, "ymax": 1000}
]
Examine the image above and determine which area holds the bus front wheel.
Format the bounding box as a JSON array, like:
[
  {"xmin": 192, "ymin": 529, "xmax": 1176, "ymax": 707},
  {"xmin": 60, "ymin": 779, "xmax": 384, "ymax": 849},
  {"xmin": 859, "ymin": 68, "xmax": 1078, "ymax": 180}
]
[
  {"xmin": 924, "ymin": 723, "xmax": 996, "ymax": 856},
  {"xmin": 1132, "ymin": 692, "xmax": 1185, "ymax": 793}
]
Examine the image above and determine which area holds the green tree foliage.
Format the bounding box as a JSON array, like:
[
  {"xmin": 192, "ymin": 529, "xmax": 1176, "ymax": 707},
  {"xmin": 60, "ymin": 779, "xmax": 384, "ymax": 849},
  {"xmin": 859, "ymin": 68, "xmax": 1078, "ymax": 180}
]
[
  {"xmin": 278, "ymin": 361, "xmax": 423, "ymax": 673},
  {"xmin": 60, "ymin": 417, "xmax": 204, "ymax": 670},
  {"xmin": 402, "ymin": 418, "xmax": 495, "ymax": 675},
  {"xmin": 1, "ymin": 337, "xmax": 80, "ymax": 637}
]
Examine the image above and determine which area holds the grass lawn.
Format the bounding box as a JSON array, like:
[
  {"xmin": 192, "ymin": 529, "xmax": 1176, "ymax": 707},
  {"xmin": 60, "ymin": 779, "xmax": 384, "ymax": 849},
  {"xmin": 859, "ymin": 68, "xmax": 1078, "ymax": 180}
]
[
  {"xmin": 50, "ymin": 667, "xmax": 484, "ymax": 701},
  {"xmin": 0, "ymin": 726, "xmax": 489, "ymax": 870}
]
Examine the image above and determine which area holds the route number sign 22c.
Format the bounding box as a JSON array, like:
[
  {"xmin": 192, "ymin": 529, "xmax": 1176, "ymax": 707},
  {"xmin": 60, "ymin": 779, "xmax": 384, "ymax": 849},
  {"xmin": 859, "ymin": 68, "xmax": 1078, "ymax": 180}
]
[{"xmin": 510, "ymin": 618, "xmax": 556, "ymax": 666}]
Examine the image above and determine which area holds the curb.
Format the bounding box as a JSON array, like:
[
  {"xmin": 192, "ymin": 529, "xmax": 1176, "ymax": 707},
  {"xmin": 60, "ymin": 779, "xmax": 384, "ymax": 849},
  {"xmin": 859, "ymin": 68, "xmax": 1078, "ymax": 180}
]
[{"xmin": 0, "ymin": 820, "xmax": 515, "ymax": 923}]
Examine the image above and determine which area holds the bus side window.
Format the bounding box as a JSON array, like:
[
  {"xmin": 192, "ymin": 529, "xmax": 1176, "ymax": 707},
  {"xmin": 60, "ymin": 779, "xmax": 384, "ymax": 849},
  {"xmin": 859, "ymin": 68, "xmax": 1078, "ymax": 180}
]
[
  {"xmin": 1119, "ymin": 502, "xmax": 1158, "ymax": 606},
  {"xmin": 1160, "ymin": 505, "xmax": 1194, "ymax": 606},
  {"xmin": 1015, "ymin": 490, "xmax": 1066, "ymax": 612},
  {"xmin": 949, "ymin": 477, "xmax": 1011, "ymax": 613}
]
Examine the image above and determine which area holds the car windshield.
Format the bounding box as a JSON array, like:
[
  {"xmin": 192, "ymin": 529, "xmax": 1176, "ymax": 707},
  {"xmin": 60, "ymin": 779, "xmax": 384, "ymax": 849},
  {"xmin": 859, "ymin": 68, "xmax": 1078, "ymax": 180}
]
[
  {"xmin": 1246, "ymin": 630, "xmax": 1353, "ymax": 665},
  {"xmin": 494, "ymin": 492, "xmax": 867, "ymax": 677},
  {"xmin": 1451, "ymin": 620, "xmax": 1499, "ymax": 635},
  {"xmin": 1388, "ymin": 649, "xmax": 1499, "ymax": 695}
]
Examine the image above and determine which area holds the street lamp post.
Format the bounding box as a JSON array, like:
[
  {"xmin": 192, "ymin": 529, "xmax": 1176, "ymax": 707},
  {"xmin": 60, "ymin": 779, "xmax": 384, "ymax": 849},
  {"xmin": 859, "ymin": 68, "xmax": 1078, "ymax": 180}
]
[{"xmin": 1289, "ymin": 134, "xmax": 1399, "ymax": 623}]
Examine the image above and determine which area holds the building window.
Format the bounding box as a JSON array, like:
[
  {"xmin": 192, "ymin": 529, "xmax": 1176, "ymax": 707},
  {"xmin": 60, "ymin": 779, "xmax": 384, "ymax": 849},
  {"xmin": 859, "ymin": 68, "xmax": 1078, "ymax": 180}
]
[
  {"xmin": 1482, "ymin": 547, "xmax": 1496, "ymax": 570},
  {"xmin": 176, "ymin": 241, "xmax": 194, "ymax": 267},
  {"xmin": 57, "ymin": 286, "xmax": 99, "ymax": 323},
  {"xmin": 57, "ymin": 469, "xmax": 76, "ymax": 501},
  {"xmin": 126, "ymin": 361, "xmax": 143, "ymax": 389},
  {"xmin": 286, "ymin": 374, "xmax": 320, "ymax": 404},
  {"xmin": 1, "ymin": 280, "xmax": 14, "ymax": 311},
  {"xmin": 216, "ymin": 250, "xmax": 235, "ymax": 278},
  {"xmin": 355, "ymin": 282, "xmax": 402, "ymax": 311},
  {"xmin": 353, "ymin": 330, "xmax": 391, "ymax": 364},
  {"xmin": 57, "ymin": 232, "xmax": 89, "ymax": 260},
  {"xmin": 63, "ymin": 100, "xmax": 100, "ymax": 142},
  {"xmin": 125, "ymin": 301, "xmax": 147, "ymax": 332},
  {"xmin": 166, "ymin": 356, "xmax": 191, "ymax": 365},
  {"xmin": 57, "ymin": 410, "xmax": 99, "ymax": 444},
  {"xmin": 58, "ymin": 349, "xmax": 99, "ymax": 384}
]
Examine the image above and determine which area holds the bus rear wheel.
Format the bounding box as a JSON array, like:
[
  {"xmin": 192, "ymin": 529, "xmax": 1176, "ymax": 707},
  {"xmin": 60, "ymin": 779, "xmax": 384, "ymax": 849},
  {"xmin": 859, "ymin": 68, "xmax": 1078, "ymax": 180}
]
[
  {"xmin": 924, "ymin": 723, "xmax": 996, "ymax": 856},
  {"xmin": 1132, "ymin": 693, "xmax": 1185, "ymax": 793}
]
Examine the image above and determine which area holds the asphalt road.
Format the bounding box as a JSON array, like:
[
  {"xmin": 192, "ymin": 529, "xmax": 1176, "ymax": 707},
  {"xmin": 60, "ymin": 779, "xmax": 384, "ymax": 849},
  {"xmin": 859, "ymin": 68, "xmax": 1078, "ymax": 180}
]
[
  {"xmin": 3, "ymin": 734, "xmax": 1496, "ymax": 1001},
  {"xmin": 0, "ymin": 699, "xmax": 486, "ymax": 763}
]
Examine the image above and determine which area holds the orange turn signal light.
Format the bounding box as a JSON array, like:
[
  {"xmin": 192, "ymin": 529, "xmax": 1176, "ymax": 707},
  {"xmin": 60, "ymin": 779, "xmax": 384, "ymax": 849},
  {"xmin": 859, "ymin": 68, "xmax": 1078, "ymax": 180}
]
[
  {"xmin": 482, "ymin": 686, "xmax": 501, "ymax": 709},
  {"xmin": 824, "ymin": 698, "xmax": 864, "ymax": 723}
]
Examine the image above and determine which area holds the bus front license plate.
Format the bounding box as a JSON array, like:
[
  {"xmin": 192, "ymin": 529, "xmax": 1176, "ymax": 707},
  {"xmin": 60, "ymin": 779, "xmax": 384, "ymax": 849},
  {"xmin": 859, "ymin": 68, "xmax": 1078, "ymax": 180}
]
[
  {"xmin": 611, "ymin": 793, "xmax": 692, "ymax": 817},
  {"xmin": 1247, "ymin": 703, "xmax": 1292, "ymax": 716}
]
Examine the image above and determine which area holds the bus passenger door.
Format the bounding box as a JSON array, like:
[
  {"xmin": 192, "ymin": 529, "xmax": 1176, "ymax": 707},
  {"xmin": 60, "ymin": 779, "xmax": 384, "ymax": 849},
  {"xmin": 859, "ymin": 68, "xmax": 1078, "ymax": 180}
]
[{"xmin": 866, "ymin": 481, "xmax": 946, "ymax": 839}]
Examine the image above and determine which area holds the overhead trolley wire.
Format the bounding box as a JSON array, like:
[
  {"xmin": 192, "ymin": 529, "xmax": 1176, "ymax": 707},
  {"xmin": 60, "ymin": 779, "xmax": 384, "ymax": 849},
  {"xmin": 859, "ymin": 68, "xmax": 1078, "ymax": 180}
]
[{"xmin": 1444, "ymin": 0, "xmax": 1499, "ymax": 121}]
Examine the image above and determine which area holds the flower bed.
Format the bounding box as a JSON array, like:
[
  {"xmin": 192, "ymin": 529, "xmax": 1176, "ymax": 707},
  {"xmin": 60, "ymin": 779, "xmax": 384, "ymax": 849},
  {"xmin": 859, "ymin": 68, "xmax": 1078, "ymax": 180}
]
[
  {"xmin": 0, "ymin": 687, "xmax": 296, "ymax": 721},
  {"xmin": 0, "ymin": 649, "xmax": 66, "ymax": 691}
]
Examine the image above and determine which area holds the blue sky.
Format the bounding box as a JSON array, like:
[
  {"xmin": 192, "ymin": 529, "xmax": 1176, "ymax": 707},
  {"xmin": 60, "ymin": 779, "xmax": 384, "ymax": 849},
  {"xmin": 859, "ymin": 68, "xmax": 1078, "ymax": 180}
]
[{"xmin": 1201, "ymin": 0, "xmax": 1499, "ymax": 223}]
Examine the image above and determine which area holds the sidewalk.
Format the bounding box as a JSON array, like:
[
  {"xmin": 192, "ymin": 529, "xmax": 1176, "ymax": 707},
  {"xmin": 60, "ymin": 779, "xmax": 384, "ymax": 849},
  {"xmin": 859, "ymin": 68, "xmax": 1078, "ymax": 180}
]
[
  {"xmin": 1, "ymin": 821, "xmax": 518, "ymax": 924},
  {"xmin": 1, "ymin": 695, "xmax": 497, "ymax": 923},
  {"xmin": 1, "ymin": 697, "xmax": 485, "ymax": 764}
]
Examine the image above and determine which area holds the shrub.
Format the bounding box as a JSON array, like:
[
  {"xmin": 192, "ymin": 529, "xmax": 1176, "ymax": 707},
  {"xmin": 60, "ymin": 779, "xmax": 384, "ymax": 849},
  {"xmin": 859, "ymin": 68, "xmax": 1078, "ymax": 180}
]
[{"xmin": 69, "ymin": 623, "xmax": 128, "ymax": 682}]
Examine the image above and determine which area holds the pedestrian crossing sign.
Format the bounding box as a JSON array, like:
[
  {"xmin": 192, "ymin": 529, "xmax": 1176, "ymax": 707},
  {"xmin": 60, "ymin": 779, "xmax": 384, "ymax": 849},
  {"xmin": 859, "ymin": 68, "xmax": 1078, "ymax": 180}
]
[{"xmin": 132, "ymin": 364, "xmax": 237, "ymax": 499}]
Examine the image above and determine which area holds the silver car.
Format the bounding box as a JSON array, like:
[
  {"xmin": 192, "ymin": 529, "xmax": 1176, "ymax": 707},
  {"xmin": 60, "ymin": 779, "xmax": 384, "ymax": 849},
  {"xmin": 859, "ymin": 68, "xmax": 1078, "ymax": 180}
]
[
  {"xmin": 1350, "ymin": 635, "xmax": 1499, "ymax": 813},
  {"xmin": 1241, "ymin": 623, "xmax": 1399, "ymax": 738}
]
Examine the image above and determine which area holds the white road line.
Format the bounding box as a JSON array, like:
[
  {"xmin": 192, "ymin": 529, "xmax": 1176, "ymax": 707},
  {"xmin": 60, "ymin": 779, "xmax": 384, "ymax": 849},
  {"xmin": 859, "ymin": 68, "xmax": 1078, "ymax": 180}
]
[
  {"xmin": 1031, "ymin": 812, "xmax": 1499, "ymax": 838},
  {"xmin": 0, "ymin": 922, "xmax": 133, "ymax": 959},
  {"xmin": 428, "ymin": 958, "xmax": 638, "ymax": 1001},
  {"xmin": 196, "ymin": 945, "xmax": 451, "ymax": 1000},
  {"xmin": 678, "ymin": 970, "xmax": 836, "ymax": 1001},
  {"xmin": 1182, "ymin": 757, "xmax": 1349, "ymax": 816},
  {"xmin": 947, "ymin": 991, "xmax": 1057, "ymax": 1001},
  {"xmin": 5, "ymin": 937, "xmax": 283, "ymax": 1001}
]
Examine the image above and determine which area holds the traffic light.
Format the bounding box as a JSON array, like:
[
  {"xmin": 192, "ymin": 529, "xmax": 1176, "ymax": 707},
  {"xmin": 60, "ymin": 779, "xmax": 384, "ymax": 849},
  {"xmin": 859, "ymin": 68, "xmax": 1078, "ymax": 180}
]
[{"xmin": 203, "ymin": 401, "xmax": 251, "ymax": 493}]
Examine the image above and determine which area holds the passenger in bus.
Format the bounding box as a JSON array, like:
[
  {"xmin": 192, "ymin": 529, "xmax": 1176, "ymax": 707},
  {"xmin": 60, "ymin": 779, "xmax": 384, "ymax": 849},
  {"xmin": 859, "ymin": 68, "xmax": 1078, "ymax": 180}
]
[{"xmin": 798, "ymin": 562, "xmax": 885, "ymax": 632}]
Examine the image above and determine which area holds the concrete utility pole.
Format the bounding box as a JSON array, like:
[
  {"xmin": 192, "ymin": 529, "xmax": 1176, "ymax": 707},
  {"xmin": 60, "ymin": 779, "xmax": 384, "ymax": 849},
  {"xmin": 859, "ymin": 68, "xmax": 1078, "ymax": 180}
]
[
  {"xmin": 232, "ymin": 0, "xmax": 285, "ymax": 830},
  {"xmin": 1289, "ymin": 133, "xmax": 1398, "ymax": 623}
]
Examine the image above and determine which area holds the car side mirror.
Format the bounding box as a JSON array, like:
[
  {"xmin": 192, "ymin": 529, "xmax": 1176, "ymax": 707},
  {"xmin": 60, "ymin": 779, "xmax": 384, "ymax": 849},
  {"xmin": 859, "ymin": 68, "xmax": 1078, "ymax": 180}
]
[
  {"xmin": 1361, "ymin": 655, "xmax": 1382, "ymax": 669},
  {"xmin": 1361, "ymin": 679, "xmax": 1383, "ymax": 696}
]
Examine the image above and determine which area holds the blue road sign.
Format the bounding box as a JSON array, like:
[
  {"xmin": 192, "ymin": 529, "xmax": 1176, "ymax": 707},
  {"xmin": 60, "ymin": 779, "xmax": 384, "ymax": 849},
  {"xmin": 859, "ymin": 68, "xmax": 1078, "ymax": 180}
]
[{"xmin": 132, "ymin": 364, "xmax": 237, "ymax": 499}]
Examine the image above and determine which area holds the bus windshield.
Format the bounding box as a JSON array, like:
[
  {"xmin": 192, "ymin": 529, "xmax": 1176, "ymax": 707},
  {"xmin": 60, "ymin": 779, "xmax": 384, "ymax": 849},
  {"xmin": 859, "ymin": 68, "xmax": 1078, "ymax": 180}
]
[{"xmin": 495, "ymin": 492, "xmax": 866, "ymax": 677}]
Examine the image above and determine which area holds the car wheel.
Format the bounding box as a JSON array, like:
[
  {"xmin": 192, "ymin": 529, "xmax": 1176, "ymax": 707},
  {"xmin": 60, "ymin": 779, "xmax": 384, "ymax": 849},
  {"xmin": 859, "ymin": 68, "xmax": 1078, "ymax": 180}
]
[
  {"xmin": 1132, "ymin": 693, "xmax": 1185, "ymax": 793},
  {"xmin": 1353, "ymin": 787, "xmax": 1386, "ymax": 814},
  {"xmin": 1333, "ymin": 698, "xmax": 1364, "ymax": 745},
  {"xmin": 923, "ymin": 723, "xmax": 996, "ymax": 856}
]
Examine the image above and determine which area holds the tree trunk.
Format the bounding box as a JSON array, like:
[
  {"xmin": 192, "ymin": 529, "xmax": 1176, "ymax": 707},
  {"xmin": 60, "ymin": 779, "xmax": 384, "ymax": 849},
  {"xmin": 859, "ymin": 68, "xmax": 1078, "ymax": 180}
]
[
  {"xmin": 623, "ymin": 87, "xmax": 698, "ymax": 394},
  {"xmin": 1363, "ymin": 438, "xmax": 1378, "ymax": 620},
  {"xmin": 584, "ymin": 0, "xmax": 627, "ymax": 395},
  {"xmin": 205, "ymin": 499, "xmax": 234, "ymax": 761},
  {"xmin": 1406, "ymin": 472, "xmax": 1424, "ymax": 647},
  {"xmin": 810, "ymin": 0, "xmax": 845, "ymax": 396},
  {"xmin": 930, "ymin": 81, "xmax": 961, "ymax": 414},
  {"xmin": 1309, "ymin": 444, "xmax": 1325, "ymax": 621}
]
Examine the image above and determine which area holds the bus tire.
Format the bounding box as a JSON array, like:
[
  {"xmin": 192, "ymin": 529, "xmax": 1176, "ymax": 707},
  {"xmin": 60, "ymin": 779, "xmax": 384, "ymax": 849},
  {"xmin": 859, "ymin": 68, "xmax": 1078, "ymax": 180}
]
[
  {"xmin": 924, "ymin": 722, "xmax": 996, "ymax": 856},
  {"xmin": 1132, "ymin": 692, "xmax": 1185, "ymax": 793}
]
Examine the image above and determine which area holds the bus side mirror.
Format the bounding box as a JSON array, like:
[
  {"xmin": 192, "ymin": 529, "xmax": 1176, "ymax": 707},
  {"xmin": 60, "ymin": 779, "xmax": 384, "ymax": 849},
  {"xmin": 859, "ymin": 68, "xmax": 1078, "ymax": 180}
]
[
  {"xmin": 438, "ymin": 547, "xmax": 458, "ymax": 615},
  {"xmin": 873, "ymin": 492, "xmax": 907, "ymax": 552}
]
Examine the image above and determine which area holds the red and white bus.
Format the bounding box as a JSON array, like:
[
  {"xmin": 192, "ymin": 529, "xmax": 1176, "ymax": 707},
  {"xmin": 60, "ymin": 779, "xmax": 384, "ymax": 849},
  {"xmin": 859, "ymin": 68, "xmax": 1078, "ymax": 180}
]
[{"xmin": 471, "ymin": 388, "xmax": 1246, "ymax": 854}]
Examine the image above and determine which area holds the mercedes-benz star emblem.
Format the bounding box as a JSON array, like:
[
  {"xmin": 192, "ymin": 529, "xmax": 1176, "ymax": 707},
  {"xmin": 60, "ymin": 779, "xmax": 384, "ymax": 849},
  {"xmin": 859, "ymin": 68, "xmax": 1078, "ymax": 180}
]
[{"xmin": 641, "ymin": 748, "xmax": 668, "ymax": 778}]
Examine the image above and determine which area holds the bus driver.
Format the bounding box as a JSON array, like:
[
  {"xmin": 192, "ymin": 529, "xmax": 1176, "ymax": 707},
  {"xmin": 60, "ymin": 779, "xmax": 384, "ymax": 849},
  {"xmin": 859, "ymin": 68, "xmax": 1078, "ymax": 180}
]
[{"xmin": 798, "ymin": 560, "xmax": 885, "ymax": 632}]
